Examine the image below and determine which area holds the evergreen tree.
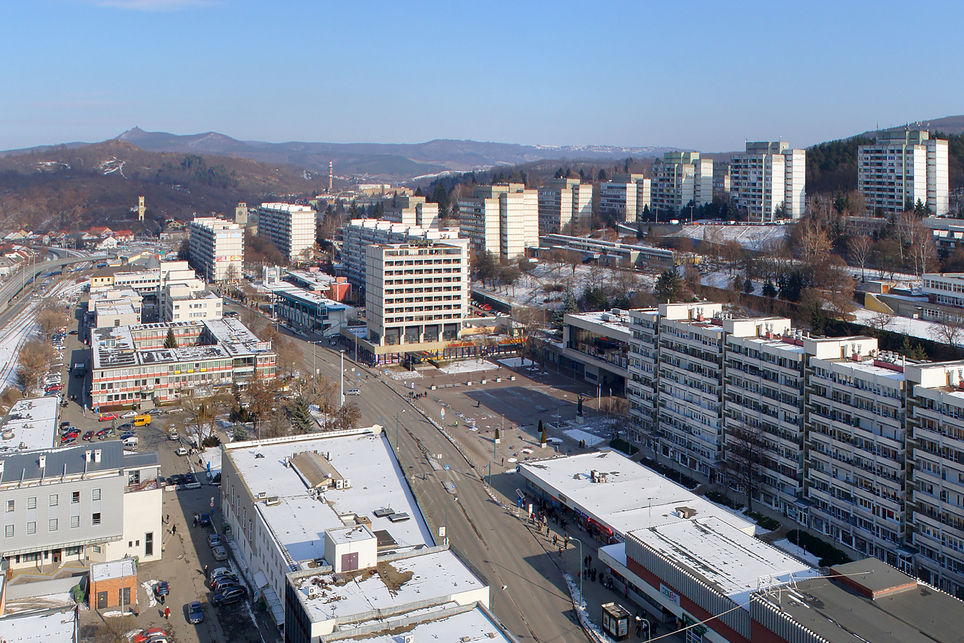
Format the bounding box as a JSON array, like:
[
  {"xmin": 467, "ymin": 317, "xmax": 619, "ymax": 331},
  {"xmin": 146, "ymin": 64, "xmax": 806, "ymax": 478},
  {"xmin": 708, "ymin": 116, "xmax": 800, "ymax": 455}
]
[
  {"xmin": 164, "ymin": 328, "xmax": 178, "ymax": 349},
  {"xmin": 290, "ymin": 396, "xmax": 315, "ymax": 434},
  {"xmin": 562, "ymin": 291, "xmax": 578, "ymax": 315},
  {"xmin": 414, "ymin": 186, "xmax": 423, "ymax": 197},
  {"xmin": 762, "ymin": 280, "xmax": 777, "ymax": 298},
  {"xmin": 743, "ymin": 277, "xmax": 754, "ymax": 294},
  {"xmin": 654, "ymin": 269, "xmax": 685, "ymax": 303},
  {"xmin": 809, "ymin": 301, "xmax": 826, "ymax": 335}
]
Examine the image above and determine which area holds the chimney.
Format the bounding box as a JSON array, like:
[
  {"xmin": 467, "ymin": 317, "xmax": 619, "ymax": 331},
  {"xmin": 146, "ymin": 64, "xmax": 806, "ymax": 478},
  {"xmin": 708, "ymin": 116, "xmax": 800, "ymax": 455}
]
[
  {"xmin": 93, "ymin": 449, "xmax": 102, "ymax": 463},
  {"xmin": 39, "ymin": 455, "xmax": 46, "ymax": 470},
  {"xmin": 85, "ymin": 450, "xmax": 92, "ymax": 462}
]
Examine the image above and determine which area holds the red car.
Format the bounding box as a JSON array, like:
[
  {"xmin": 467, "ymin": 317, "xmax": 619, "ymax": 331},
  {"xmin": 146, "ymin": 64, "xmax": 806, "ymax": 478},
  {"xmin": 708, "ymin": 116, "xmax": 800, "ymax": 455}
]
[
  {"xmin": 45, "ymin": 384, "xmax": 62, "ymax": 393},
  {"xmin": 82, "ymin": 431, "xmax": 93, "ymax": 441},
  {"xmin": 132, "ymin": 628, "xmax": 168, "ymax": 643},
  {"xmin": 98, "ymin": 413, "xmax": 118, "ymax": 422},
  {"xmin": 62, "ymin": 430, "xmax": 79, "ymax": 439}
]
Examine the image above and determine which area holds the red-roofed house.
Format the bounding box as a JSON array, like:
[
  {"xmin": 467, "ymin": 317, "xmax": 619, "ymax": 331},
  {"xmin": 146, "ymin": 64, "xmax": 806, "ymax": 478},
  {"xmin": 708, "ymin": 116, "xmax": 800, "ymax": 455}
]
[
  {"xmin": 88, "ymin": 226, "xmax": 113, "ymax": 238},
  {"xmin": 113, "ymin": 230, "xmax": 134, "ymax": 242}
]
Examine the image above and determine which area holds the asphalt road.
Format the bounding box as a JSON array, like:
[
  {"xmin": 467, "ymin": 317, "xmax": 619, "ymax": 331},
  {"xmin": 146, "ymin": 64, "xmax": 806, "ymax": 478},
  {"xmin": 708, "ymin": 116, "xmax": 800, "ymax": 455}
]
[{"xmin": 252, "ymin": 314, "xmax": 590, "ymax": 643}]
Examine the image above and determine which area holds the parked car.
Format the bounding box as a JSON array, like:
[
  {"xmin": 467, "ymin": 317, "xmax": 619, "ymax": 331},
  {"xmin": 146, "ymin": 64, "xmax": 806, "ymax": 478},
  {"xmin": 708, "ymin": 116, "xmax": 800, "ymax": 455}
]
[
  {"xmin": 168, "ymin": 474, "xmax": 183, "ymax": 486},
  {"xmin": 68, "ymin": 330, "xmax": 78, "ymax": 335},
  {"xmin": 208, "ymin": 567, "xmax": 232, "ymax": 583},
  {"xmin": 121, "ymin": 411, "xmax": 138, "ymax": 419},
  {"xmin": 184, "ymin": 472, "xmax": 196, "ymax": 484},
  {"xmin": 211, "ymin": 585, "xmax": 247, "ymax": 607},
  {"xmin": 62, "ymin": 430, "xmax": 79, "ymax": 439},
  {"xmin": 98, "ymin": 413, "xmax": 118, "ymax": 422},
  {"xmin": 82, "ymin": 431, "xmax": 93, "ymax": 442},
  {"xmin": 175, "ymin": 447, "xmax": 188, "ymax": 456},
  {"xmin": 208, "ymin": 533, "xmax": 222, "ymax": 548},
  {"xmin": 132, "ymin": 628, "xmax": 168, "ymax": 643},
  {"xmin": 96, "ymin": 427, "xmax": 112, "ymax": 438},
  {"xmin": 60, "ymin": 437, "xmax": 76, "ymax": 446},
  {"xmin": 153, "ymin": 581, "xmax": 169, "ymax": 599},
  {"xmin": 59, "ymin": 421, "xmax": 71, "ymax": 430},
  {"xmin": 212, "ymin": 545, "xmax": 228, "ymax": 562},
  {"xmin": 117, "ymin": 423, "xmax": 133, "ymax": 432},
  {"xmin": 188, "ymin": 601, "xmax": 204, "ymax": 624},
  {"xmin": 168, "ymin": 431, "xmax": 179, "ymax": 441},
  {"xmin": 208, "ymin": 573, "xmax": 238, "ymax": 589},
  {"xmin": 44, "ymin": 384, "xmax": 62, "ymax": 393},
  {"xmin": 346, "ymin": 388, "xmax": 360, "ymax": 396},
  {"xmin": 199, "ymin": 513, "xmax": 211, "ymax": 527}
]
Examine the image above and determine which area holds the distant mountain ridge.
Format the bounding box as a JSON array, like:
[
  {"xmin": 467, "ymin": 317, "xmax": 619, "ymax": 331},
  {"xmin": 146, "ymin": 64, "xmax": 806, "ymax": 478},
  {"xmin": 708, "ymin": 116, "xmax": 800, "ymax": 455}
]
[{"xmin": 114, "ymin": 127, "xmax": 673, "ymax": 182}]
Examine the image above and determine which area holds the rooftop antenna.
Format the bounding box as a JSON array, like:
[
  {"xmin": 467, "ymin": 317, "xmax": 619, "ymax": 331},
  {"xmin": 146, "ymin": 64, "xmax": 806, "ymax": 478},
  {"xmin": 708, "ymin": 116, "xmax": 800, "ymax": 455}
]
[{"xmin": 329, "ymin": 161, "xmax": 333, "ymax": 194}]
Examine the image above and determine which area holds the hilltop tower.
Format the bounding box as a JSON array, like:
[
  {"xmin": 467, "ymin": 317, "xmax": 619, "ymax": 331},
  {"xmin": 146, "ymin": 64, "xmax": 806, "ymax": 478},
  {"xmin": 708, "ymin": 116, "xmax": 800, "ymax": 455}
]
[{"xmin": 235, "ymin": 202, "xmax": 248, "ymax": 226}]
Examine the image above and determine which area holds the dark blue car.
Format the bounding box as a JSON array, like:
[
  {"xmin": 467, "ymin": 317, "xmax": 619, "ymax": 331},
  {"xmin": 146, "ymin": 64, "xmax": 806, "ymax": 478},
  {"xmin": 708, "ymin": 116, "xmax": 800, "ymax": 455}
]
[
  {"xmin": 199, "ymin": 513, "xmax": 211, "ymax": 527},
  {"xmin": 188, "ymin": 601, "xmax": 204, "ymax": 624}
]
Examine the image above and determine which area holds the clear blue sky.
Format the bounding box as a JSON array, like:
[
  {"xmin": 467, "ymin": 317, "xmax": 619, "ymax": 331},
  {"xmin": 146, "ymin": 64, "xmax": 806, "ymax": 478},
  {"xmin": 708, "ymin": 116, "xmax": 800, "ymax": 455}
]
[{"xmin": 3, "ymin": 0, "xmax": 962, "ymax": 152}]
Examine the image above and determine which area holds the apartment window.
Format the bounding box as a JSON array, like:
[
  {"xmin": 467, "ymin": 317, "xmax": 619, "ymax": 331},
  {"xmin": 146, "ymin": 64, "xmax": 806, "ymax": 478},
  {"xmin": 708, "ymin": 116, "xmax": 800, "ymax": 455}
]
[
  {"xmin": 49, "ymin": 494, "xmax": 58, "ymax": 507},
  {"xmin": 48, "ymin": 519, "xmax": 58, "ymax": 531},
  {"xmin": 92, "ymin": 513, "xmax": 101, "ymax": 526},
  {"xmin": 71, "ymin": 516, "xmax": 79, "ymax": 529},
  {"xmin": 72, "ymin": 492, "xmax": 80, "ymax": 504},
  {"xmin": 4, "ymin": 525, "xmax": 12, "ymax": 538},
  {"xmin": 92, "ymin": 489, "xmax": 101, "ymax": 501},
  {"xmin": 5, "ymin": 500, "xmax": 13, "ymax": 513},
  {"xmin": 26, "ymin": 521, "xmax": 35, "ymax": 535}
]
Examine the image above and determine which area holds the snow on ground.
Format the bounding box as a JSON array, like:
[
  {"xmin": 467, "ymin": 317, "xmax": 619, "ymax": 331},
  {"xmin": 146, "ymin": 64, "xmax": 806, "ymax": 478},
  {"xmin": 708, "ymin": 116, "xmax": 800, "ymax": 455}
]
[
  {"xmin": 562, "ymin": 428, "xmax": 606, "ymax": 447},
  {"xmin": 200, "ymin": 448, "xmax": 221, "ymax": 479},
  {"xmin": 386, "ymin": 369, "xmax": 422, "ymax": 380},
  {"xmin": 850, "ymin": 307, "xmax": 945, "ymax": 344},
  {"xmin": 671, "ymin": 223, "xmax": 789, "ymax": 251},
  {"xmin": 497, "ymin": 357, "xmax": 529, "ymax": 368},
  {"xmin": 140, "ymin": 580, "xmax": 157, "ymax": 608},
  {"xmin": 0, "ymin": 304, "xmax": 42, "ymax": 391},
  {"xmin": 771, "ymin": 538, "xmax": 821, "ymax": 566},
  {"xmin": 439, "ymin": 359, "xmax": 498, "ymax": 375}
]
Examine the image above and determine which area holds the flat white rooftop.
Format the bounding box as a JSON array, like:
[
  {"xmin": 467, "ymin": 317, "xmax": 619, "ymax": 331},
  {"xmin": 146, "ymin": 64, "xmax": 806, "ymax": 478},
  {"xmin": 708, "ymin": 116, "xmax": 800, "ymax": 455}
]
[
  {"xmin": 0, "ymin": 397, "xmax": 59, "ymax": 452},
  {"xmin": 0, "ymin": 607, "xmax": 76, "ymax": 643},
  {"xmin": 520, "ymin": 451, "xmax": 756, "ymax": 536},
  {"xmin": 291, "ymin": 548, "xmax": 485, "ymax": 624},
  {"xmin": 226, "ymin": 430, "xmax": 433, "ymax": 564},
  {"xmin": 360, "ymin": 605, "xmax": 513, "ymax": 643},
  {"xmin": 90, "ymin": 557, "xmax": 136, "ymax": 581},
  {"xmin": 630, "ymin": 515, "xmax": 819, "ymax": 608}
]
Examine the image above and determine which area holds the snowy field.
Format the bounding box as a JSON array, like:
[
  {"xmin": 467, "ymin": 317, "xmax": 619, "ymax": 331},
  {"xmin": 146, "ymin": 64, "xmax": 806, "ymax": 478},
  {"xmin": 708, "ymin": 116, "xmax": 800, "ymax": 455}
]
[
  {"xmin": 386, "ymin": 369, "xmax": 423, "ymax": 381},
  {"xmin": 563, "ymin": 428, "xmax": 606, "ymax": 447},
  {"xmin": 671, "ymin": 223, "xmax": 789, "ymax": 251},
  {"xmin": 439, "ymin": 359, "xmax": 498, "ymax": 375}
]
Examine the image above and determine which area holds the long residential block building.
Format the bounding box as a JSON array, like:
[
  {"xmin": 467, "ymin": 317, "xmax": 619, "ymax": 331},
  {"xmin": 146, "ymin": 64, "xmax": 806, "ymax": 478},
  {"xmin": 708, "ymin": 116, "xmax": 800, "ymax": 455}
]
[
  {"xmin": 90, "ymin": 317, "xmax": 276, "ymax": 410},
  {"xmin": 729, "ymin": 141, "xmax": 806, "ymax": 222},
  {"xmin": 625, "ymin": 302, "xmax": 964, "ymax": 598},
  {"xmin": 858, "ymin": 129, "xmax": 949, "ymax": 216},
  {"xmin": 458, "ymin": 183, "xmax": 538, "ymax": 261},
  {"xmin": 188, "ymin": 217, "xmax": 244, "ymax": 282},
  {"xmin": 340, "ymin": 219, "xmax": 463, "ymax": 290},
  {"xmin": 257, "ymin": 203, "xmax": 316, "ymax": 262},
  {"xmin": 381, "ymin": 195, "xmax": 439, "ymax": 229}
]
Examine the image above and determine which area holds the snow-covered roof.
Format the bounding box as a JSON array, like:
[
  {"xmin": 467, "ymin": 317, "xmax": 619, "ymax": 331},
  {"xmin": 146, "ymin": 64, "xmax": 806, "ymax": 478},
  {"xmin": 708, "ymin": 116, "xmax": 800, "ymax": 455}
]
[
  {"xmin": 670, "ymin": 223, "xmax": 789, "ymax": 251},
  {"xmin": 520, "ymin": 451, "xmax": 756, "ymax": 537},
  {"xmin": 629, "ymin": 515, "xmax": 819, "ymax": 609},
  {"xmin": 0, "ymin": 397, "xmax": 59, "ymax": 452},
  {"xmin": 0, "ymin": 606, "xmax": 77, "ymax": 643},
  {"xmin": 225, "ymin": 429, "xmax": 433, "ymax": 564},
  {"xmin": 359, "ymin": 605, "xmax": 513, "ymax": 643},
  {"xmin": 90, "ymin": 557, "xmax": 136, "ymax": 581},
  {"xmin": 291, "ymin": 548, "xmax": 485, "ymax": 624}
]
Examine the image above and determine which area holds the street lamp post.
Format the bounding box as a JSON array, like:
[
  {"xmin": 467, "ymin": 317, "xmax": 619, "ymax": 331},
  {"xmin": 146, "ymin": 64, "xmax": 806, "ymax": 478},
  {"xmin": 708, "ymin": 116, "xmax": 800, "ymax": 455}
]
[
  {"xmin": 339, "ymin": 350, "xmax": 345, "ymax": 408},
  {"xmin": 570, "ymin": 535, "xmax": 584, "ymax": 608},
  {"xmin": 444, "ymin": 496, "xmax": 458, "ymax": 546},
  {"xmin": 395, "ymin": 409, "xmax": 404, "ymax": 452}
]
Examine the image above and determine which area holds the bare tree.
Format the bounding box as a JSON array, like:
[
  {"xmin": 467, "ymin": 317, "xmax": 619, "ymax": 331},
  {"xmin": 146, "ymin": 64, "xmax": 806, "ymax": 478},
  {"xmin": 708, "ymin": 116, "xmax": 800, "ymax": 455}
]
[
  {"xmin": 848, "ymin": 236, "xmax": 873, "ymax": 282},
  {"xmin": 724, "ymin": 423, "xmax": 765, "ymax": 512},
  {"xmin": 16, "ymin": 340, "xmax": 55, "ymax": 393},
  {"xmin": 37, "ymin": 299, "xmax": 69, "ymax": 339},
  {"xmin": 908, "ymin": 219, "xmax": 937, "ymax": 279},
  {"xmin": 865, "ymin": 310, "xmax": 893, "ymax": 336},
  {"xmin": 336, "ymin": 401, "xmax": 362, "ymax": 432},
  {"xmin": 931, "ymin": 315, "xmax": 964, "ymax": 347},
  {"xmin": 245, "ymin": 378, "xmax": 278, "ymax": 439},
  {"xmin": 224, "ymin": 264, "xmax": 240, "ymax": 284}
]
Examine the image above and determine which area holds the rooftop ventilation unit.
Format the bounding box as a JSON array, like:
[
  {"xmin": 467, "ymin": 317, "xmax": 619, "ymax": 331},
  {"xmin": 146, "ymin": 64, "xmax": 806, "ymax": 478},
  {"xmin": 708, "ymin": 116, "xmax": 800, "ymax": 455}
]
[
  {"xmin": 256, "ymin": 491, "xmax": 267, "ymax": 500},
  {"xmin": 265, "ymin": 496, "xmax": 280, "ymax": 506}
]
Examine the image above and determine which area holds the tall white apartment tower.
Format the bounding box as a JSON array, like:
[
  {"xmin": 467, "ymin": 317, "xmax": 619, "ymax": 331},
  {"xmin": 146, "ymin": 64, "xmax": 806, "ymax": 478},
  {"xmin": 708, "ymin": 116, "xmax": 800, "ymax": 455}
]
[
  {"xmin": 188, "ymin": 217, "xmax": 244, "ymax": 282},
  {"xmin": 458, "ymin": 184, "xmax": 537, "ymax": 262},
  {"xmin": 599, "ymin": 174, "xmax": 651, "ymax": 224},
  {"xmin": 651, "ymin": 152, "xmax": 712, "ymax": 218},
  {"xmin": 538, "ymin": 178, "xmax": 594, "ymax": 234},
  {"xmin": 730, "ymin": 141, "xmax": 806, "ymax": 222},
  {"xmin": 858, "ymin": 129, "xmax": 949, "ymax": 216},
  {"xmin": 382, "ymin": 195, "xmax": 440, "ymax": 229},
  {"xmin": 365, "ymin": 241, "xmax": 468, "ymax": 348},
  {"xmin": 256, "ymin": 203, "xmax": 316, "ymax": 263}
]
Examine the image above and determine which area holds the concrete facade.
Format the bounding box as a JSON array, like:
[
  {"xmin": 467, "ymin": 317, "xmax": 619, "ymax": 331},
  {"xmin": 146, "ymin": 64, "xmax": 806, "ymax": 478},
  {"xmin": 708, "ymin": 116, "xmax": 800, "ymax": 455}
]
[
  {"xmin": 730, "ymin": 142, "xmax": 806, "ymax": 222},
  {"xmin": 859, "ymin": 130, "xmax": 949, "ymax": 216},
  {"xmin": 651, "ymin": 152, "xmax": 712, "ymax": 218},
  {"xmin": 599, "ymin": 174, "xmax": 650, "ymax": 224},
  {"xmin": 538, "ymin": 178, "xmax": 594, "ymax": 234},
  {"xmin": 188, "ymin": 217, "xmax": 244, "ymax": 282},
  {"xmin": 257, "ymin": 203, "xmax": 316, "ymax": 263},
  {"xmin": 458, "ymin": 184, "xmax": 538, "ymax": 262}
]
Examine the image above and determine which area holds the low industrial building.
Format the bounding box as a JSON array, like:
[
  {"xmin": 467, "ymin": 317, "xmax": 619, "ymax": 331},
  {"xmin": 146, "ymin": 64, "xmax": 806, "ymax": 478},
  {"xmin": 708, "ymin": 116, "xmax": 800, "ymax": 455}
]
[
  {"xmin": 90, "ymin": 318, "xmax": 276, "ymax": 410},
  {"xmin": 267, "ymin": 283, "xmax": 350, "ymax": 336},
  {"xmin": 219, "ymin": 427, "xmax": 435, "ymax": 630},
  {"xmin": 88, "ymin": 558, "xmax": 137, "ymax": 610},
  {"xmin": 0, "ymin": 397, "xmax": 61, "ymax": 452},
  {"xmin": 0, "ymin": 605, "xmax": 78, "ymax": 643},
  {"xmin": 0, "ymin": 442, "xmax": 162, "ymax": 571}
]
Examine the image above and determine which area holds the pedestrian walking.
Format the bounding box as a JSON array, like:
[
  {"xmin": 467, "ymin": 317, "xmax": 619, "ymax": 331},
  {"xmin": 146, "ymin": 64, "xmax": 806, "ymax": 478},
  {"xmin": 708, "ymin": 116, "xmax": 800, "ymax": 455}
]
[
  {"xmin": 204, "ymin": 565, "xmax": 209, "ymax": 578},
  {"xmin": 164, "ymin": 606, "xmax": 170, "ymax": 620},
  {"xmin": 171, "ymin": 524, "xmax": 177, "ymax": 536},
  {"xmin": 193, "ymin": 514, "xmax": 198, "ymax": 527},
  {"xmin": 165, "ymin": 514, "xmax": 169, "ymax": 524},
  {"xmin": 552, "ymin": 534, "xmax": 558, "ymax": 546}
]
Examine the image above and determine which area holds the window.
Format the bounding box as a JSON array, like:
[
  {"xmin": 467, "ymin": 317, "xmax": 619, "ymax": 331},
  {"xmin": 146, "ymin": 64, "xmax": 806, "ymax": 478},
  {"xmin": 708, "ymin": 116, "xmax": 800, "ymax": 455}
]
[
  {"xmin": 4, "ymin": 525, "xmax": 13, "ymax": 538},
  {"xmin": 92, "ymin": 513, "xmax": 101, "ymax": 526},
  {"xmin": 5, "ymin": 500, "xmax": 13, "ymax": 513},
  {"xmin": 26, "ymin": 497, "xmax": 36, "ymax": 510},
  {"xmin": 49, "ymin": 494, "xmax": 58, "ymax": 507},
  {"xmin": 48, "ymin": 518, "xmax": 58, "ymax": 531},
  {"xmin": 26, "ymin": 521, "xmax": 35, "ymax": 535},
  {"xmin": 71, "ymin": 492, "xmax": 80, "ymax": 504},
  {"xmin": 92, "ymin": 489, "xmax": 101, "ymax": 501},
  {"xmin": 71, "ymin": 516, "xmax": 79, "ymax": 529}
]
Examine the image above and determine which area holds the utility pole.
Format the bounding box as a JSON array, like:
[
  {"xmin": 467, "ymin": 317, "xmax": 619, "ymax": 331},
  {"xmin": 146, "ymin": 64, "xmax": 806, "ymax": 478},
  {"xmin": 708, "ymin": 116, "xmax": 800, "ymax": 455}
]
[{"xmin": 340, "ymin": 350, "xmax": 345, "ymax": 408}]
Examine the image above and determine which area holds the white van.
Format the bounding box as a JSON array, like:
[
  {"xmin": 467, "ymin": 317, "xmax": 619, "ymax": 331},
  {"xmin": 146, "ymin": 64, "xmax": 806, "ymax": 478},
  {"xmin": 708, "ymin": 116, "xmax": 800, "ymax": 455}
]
[{"xmin": 123, "ymin": 437, "xmax": 138, "ymax": 449}]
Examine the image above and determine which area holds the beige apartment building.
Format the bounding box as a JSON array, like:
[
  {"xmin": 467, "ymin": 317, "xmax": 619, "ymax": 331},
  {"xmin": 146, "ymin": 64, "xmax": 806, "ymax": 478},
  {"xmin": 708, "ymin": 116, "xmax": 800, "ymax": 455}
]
[{"xmin": 458, "ymin": 183, "xmax": 537, "ymax": 261}]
